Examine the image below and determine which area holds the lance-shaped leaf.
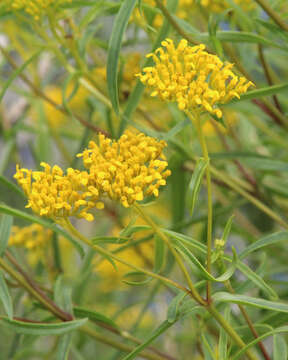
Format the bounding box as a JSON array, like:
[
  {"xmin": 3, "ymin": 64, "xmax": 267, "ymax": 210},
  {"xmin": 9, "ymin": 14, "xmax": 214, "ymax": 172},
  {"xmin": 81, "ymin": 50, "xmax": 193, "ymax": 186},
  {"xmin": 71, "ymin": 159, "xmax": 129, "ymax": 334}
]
[
  {"xmin": 0, "ymin": 214, "xmax": 13, "ymax": 257},
  {"xmin": 1, "ymin": 317, "xmax": 88, "ymax": 335},
  {"xmin": 0, "ymin": 270, "xmax": 13, "ymax": 319},
  {"xmin": 107, "ymin": 0, "xmax": 138, "ymax": 114},
  {"xmin": 187, "ymin": 158, "xmax": 208, "ymax": 216}
]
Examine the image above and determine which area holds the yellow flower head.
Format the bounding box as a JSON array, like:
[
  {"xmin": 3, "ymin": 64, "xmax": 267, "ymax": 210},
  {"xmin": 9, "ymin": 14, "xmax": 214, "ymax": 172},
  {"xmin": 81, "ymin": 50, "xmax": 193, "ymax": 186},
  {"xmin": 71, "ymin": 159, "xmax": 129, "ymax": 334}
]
[
  {"xmin": 136, "ymin": 38, "xmax": 254, "ymax": 118},
  {"xmin": 6, "ymin": 0, "xmax": 71, "ymax": 20},
  {"xmin": 14, "ymin": 162, "xmax": 103, "ymax": 221},
  {"xmin": 77, "ymin": 130, "xmax": 171, "ymax": 208}
]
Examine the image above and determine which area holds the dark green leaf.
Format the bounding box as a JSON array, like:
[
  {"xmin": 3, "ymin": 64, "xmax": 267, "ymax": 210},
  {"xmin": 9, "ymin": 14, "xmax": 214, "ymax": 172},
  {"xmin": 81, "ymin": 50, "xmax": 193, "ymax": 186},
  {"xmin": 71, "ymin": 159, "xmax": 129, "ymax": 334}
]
[
  {"xmin": 240, "ymin": 231, "xmax": 288, "ymax": 259},
  {"xmin": 1, "ymin": 317, "xmax": 87, "ymax": 335},
  {"xmin": 121, "ymin": 320, "xmax": 174, "ymax": 360},
  {"xmin": 213, "ymin": 292, "xmax": 288, "ymax": 313},
  {"xmin": 73, "ymin": 307, "xmax": 118, "ymax": 330},
  {"xmin": 187, "ymin": 158, "xmax": 208, "ymax": 216},
  {"xmin": 0, "ymin": 214, "xmax": 13, "ymax": 257},
  {"xmin": 0, "ymin": 270, "xmax": 13, "ymax": 319},
  {"xmin": 167, "ymin": 292, "xmax": 187, "ymax": 323},
  {"xmin": 274, "ymin": 334, "xmax": 287, "ymax": 360},
  {"xmin": 107, "ymin": 0, "xmax": 138, "ymax": 114}
]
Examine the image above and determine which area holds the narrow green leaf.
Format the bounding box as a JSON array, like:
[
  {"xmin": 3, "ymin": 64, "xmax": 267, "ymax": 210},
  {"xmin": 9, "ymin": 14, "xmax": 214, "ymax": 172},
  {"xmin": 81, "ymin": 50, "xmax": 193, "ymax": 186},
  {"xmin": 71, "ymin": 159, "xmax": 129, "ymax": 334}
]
[
  {"xmin": 0, "ymin": 214, "xmax": 13, "ymax": 257},
  {"xmin": 107, "ymin": 0, "xmax": 137, "ymax": 114},
  {"xmin": 176, "ymin": 242, "xmax": 237, "ymax": 282},
  {"xmin": 219, "ymin": 307, "xmax": 230, "ymax": 360},
  {"xmin": 233, "ymin": 82, "xmax": 288, "ymax": 102},
  {"xmin": 163, "ymin": 229, "xmax": 207, "ymax": 254},
  {"xmin": 187, "ymin": 158, "xmax": 208, "ymax": 216},
  {"xmin": 0, "ymin": 204, "xmax": 84, "ymax": 257},
  {"xmin": 0, "ymin": 51, "xmax": 41, "ymax": 102},
  {"xmin": 91, "ymin": 236, "xmax": 129, "ymax": 244},
  {"xmin": 202, "ymin": 333, "xmax": 217, "ymax": 360},
  {"xmin": 236, "ymin": 261, "xmax": 278, "ymax": 300},
  {"xmin": 122, "ymin": 271, "xmax": 151, "ymax": 286},
  {"xmin": 0, "ymin": 176, "xmax": 25, "ymax": 199},
  {"xmin": 239, "ymin": 231, "xmax": 288, "ymax": 259},
  {"xmin": 222, "ymin": 215, "xmax": 234, "ymax": 243},
  {"xmin": 119, "ymin": 0, "xmax": 177, "ymax": 135},
  {"xmin": 167, "ymin": 292, "xmax": 187, "ymax": 323},
  {"xmin": 0, "ymin": 270, "xmax": 13, "ymax": 319},
  {"xmin": 56, "ymin": 334, "xmax": 72, "ymax": 360},
  {"xmin": 54, "ymin": 275, "xmax": 72, "ymax": 313},
  {"xmin": 232, "ymin": 326, "xmax": 288, "ymax": 360},
  {"xmin": 274, "ymin": 334, "xmax": 287, "ymax": 360},
  {"xmin": 73, "ymin": 307, "xmax": 118, "ymax": 330},
  {"xmin": 121, "ymin": 320, "xmax": 173, "ymax": 360},
  {"xmin": 213, "ymin": 292, "xmax": 288, "ymax": 313},
  {"xmin": 1, "ymin": 317, "xmax": 87, "ymax": 335}
]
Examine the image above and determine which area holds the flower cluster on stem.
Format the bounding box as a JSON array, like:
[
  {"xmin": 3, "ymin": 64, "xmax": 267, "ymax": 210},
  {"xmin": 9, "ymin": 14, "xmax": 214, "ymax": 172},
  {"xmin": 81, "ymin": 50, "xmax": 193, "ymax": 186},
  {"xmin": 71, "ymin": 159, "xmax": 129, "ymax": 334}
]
[{"xmin": 137, "ymin": 38, "xmax": 254, "ymax": 118}]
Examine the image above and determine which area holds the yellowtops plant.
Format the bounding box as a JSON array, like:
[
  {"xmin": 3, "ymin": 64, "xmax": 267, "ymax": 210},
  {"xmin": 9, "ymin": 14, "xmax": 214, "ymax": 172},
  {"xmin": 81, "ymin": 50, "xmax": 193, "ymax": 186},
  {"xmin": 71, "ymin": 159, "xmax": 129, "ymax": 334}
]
[
  {"xmin": 14, "ymin": 162, "xmax": 103, "ymax": 221},
  {"xmin": 137, "ymin": 38, "xmax": 253, "ymax": 118},
  {"xmin": 77, "ymin": 130, "xmax": 171, "ymax": 208},
  {"xmin": 6, "ymin": 0, "xmax": 71, "ymax": 20}
]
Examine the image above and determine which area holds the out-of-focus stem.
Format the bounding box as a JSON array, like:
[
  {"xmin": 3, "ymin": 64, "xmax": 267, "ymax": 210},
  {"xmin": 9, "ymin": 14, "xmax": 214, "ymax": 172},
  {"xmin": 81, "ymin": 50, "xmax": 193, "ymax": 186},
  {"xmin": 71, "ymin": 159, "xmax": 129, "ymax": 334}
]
[
  {"xmin": 187, "ymin": 112, "xmax": 213, "ymax": 303},
  {"xmin": 254, "ymin": 0, "xmax": 288, "ymax": 32}
]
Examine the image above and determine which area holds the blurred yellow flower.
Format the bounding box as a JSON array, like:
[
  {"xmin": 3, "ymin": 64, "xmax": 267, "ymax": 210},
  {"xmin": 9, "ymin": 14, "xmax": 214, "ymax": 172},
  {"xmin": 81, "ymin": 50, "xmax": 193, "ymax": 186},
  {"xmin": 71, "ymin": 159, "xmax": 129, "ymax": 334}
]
[
  {"xmin": 201, "ymin": 0, "xmax": 255, "ymax": 13},
  {"xmin": 40, "ymin": 84, "xmax": 88, "ymax": 128},
  {"xmin": 132, "ymin": 0, "xmax": 194, "ymax": 28},
  {"xmin": 6, "ymin": 0, "xmax": 71, "ymax": 20},
  {"xmin": 14, "ymin": 162, "xmax": 103, "ymax": 221},
  {"xmin": 137, "ymin": 38, "xmax": 254, "ymax": 118},
  {"xmin": 77, "ymin": 130, "xmax": 171, "ymax": 208},
  {"xmin": 9, "ymin": 224, "xmax": 53, "ymax": 265}
]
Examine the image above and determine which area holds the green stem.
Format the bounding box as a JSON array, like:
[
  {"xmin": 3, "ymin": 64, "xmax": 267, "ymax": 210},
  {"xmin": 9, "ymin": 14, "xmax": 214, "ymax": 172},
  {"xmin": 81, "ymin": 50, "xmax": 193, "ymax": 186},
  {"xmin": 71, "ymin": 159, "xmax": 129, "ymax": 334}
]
[
  {"xmin": 133, "ymin": 204, "xmax": 206, "ymax": 305},
  {"xmin": 121, "ymin": 320, "xmax": 174, "ymax": 360},
  {"xmin": 81, "ymin": 326, "xmax": 165, "ymax": 360},
  {"xmin": 207, "ymin": 305, "xmax": 258, "ymax": 360},
  {"xmin": 187, "ymin": 112, "xmax": 213, "ymax": 303},
  {"xmin": 254, "ymin": 0, "xmax": 288, "ymax": 32},
  {"xmin": 62, "ymin": 218, "xmax": 195, "ymax": 298},
  {"xmin": 0, "ymin": 257, "xmax": 71, "ymax": 321},
  {"xmin": 209, "ymin": 165, "xmax": 288, "ymax": 230}
]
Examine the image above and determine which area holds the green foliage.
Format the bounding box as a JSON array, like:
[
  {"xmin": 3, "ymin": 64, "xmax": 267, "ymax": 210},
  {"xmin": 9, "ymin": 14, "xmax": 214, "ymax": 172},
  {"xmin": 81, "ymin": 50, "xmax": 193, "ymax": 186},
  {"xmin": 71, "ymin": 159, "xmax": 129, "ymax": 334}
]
[{"xmin": 1, "ymin": 0, "xmax": 288, "ymax": 358}]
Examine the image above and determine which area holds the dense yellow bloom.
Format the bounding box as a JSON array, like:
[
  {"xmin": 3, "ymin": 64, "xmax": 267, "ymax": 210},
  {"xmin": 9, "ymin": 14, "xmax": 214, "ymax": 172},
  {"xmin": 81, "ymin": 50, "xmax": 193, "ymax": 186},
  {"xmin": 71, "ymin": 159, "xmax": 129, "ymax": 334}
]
[
  {"xmin": 6, "ymin": 0, "xmax": 71, "ymax": 20},
  {"xmin": 9, "ymin": 224, "xmax": 53, "ymax": 265},
  {"xmin": 201, "ymin": 0, "xmax": 254, "ymax": 13},
  {"xmin": 77, "ymin": 130, "xmax": 171, "ymax": 208},
  {"xmin": 137, "ymin": 38, "xmax": 254, "ymax": 118},
  {"xmin": 14, "ymin": 162, "xmax": 103, "ymax": 221}
]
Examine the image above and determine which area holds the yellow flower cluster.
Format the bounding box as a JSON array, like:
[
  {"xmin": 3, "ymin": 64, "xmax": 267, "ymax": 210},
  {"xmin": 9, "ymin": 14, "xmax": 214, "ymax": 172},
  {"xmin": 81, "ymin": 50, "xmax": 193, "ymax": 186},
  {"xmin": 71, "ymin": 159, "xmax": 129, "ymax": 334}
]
[
  {"xmin": 14, "ymin": 162, "xmax": 103, "ymax": 221},
  {"xmin": 77, "ymin": 130, "xmax": 171, "ymax": 208},
  {"xmin": 137, "ymin": 38, "xmax": 254, "ymax": 118},
  {"xmin": 201, "ymin": 0, "xmax": 254, "ymax": 13},
  {"xmin": 14, "ymin": 130, "xmax": 171, "ymax": 220},
  {"xmin": 6, "ymin": 0, "xmax": 71, "ymax": 20}
]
